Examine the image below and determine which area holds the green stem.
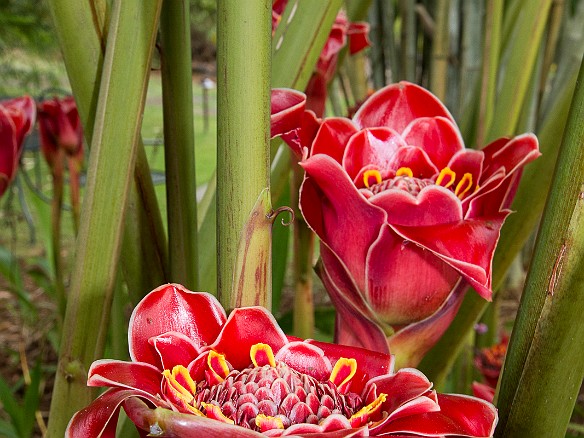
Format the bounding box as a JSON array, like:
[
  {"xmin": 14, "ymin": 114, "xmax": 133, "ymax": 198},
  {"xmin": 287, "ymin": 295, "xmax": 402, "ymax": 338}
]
[
  {"xmin": 398, "ymin": 0, "xmax": 416, "ymax": 82},
  {"xmin": 495, "ymin": 56, "xmax": 584, "ymax": 438},
  {"xmin": 430, "ymin": 0, "xmax": 450, "ymax": 101},
  {"xmin": 51, "ymin": 163, "xmax": 66, "ymax": 318},
  {"xmin": 67, "ymin": 158, "xmax": 81, "ymax": 235},
  {"xmin": 46, "ymin": 2, "xmax": 162, "ymax": 435},
  {"xmin": 160, "ymin": 0, "xmax": 199, "ymax": 289},
  {"xmin": 217, "ymin": 0, "xmax": 271, "ymax": 308},
  {"xmin": 476, "ymin": 0, "xmax": 502, "ymax": 147},
  {"xmin": 291, "ymin": 163, "xmax": 315, "ymax": 339}
]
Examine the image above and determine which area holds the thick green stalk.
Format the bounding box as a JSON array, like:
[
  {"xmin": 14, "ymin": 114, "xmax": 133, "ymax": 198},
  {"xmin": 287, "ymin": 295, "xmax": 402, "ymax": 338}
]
[
  {"xmin": 198, "ymin": 1, "xmax": 342, "ymax": 297},
  {"xmin": 430, "ymin": 0, "xmax": 450, "ymax": 101},
  {"xmin": 46, "ymin": 2, "xmax": 162, "ymax": 435},
  {"xmin": 476, "ymin": 0, "xmax": 502, "ymax": 147},
  {"xmin": 50, "ymin": 160, "xmax": 66, "ymax": 318},
  {"xmin": 160, "ymin": 0, "xmax": 198, "ymax": 289},
  {"xmin": 217, "ymin": 0, "xmax": 271, "ymax": 308},
  {"xmin": 418, "ymin": 70, "xmax": 578, "ymax": 386},
  {"xmin": 495, "ymin": 58, "xmax": 584, "ymax": 437},
  {"xmin": 47, "ymin": 0, "xmax": 168, "ymax": 297},
  {"xmin": 486, "ymin": 0, "xmax": 553, "ymax": 141},
  {"xmin": 399, "ymin": 0, "xmax": 416, "ymax": 82}
]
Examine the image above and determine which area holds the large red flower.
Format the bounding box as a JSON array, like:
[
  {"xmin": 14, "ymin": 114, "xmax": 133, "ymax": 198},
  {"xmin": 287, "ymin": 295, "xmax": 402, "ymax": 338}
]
[
  {"xmin": 67, "ymin": 284, "xmax": 497, "ymax": 437},
  {"xmin": 271, "ymin": 82, "xmax": 540, "ymax": 367},
  {"xmin": 0, "ymin": 96, "xmax": 36, "ymax": 197}
]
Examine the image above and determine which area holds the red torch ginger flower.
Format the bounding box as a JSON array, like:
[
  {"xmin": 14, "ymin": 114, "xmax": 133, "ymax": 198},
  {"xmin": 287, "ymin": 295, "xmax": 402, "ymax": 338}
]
[
  {"xmin": 67, "ymin": 283, "xmax": 497, "ymax": 437},
  {"xmin": 0, "ymin": 96, "xmax": 36, "ymax": 197},
  {"xmin": 270, "ymin": 82, "xmax": 540, "ymax": 367},
  {"xmin": 37, "ymin": 96, "xmax": 83, "ymax": 170},
  {"xmin": 472, "ymin": 336, "xmax": 508, "ymax": 403}
]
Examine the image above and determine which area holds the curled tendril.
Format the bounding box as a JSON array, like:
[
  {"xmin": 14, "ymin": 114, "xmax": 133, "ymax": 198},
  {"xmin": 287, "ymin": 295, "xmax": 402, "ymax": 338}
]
[{"xmin": 267, "ymin": 206, "xmax": 295, "ymax": 226}]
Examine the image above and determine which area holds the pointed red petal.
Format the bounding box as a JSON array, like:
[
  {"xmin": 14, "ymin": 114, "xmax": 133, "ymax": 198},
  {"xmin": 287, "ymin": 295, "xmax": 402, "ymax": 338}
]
[
  {"xmin": 275, "ymin": 341, "xmax": 332, "ymax": 381},
  {"xmin": 311, "ymin": 117, "xmax": 358, "ymax": 163},
  {"xmin": 129, "ymin": 284, "xmax": 226, "ymax": 368},
  {"xmin": 353, "ymin": 82, "xmax": 455, "ymax": 133},
  {"xmin": 87, "ymin": 359, "xmax": 162, "ymax": 395},
  {"xmin": 210, "ymin": 307, "xmax": 288, "ymax": 370},
  {"xmin": 149, "ymin": 331, "xmax": 201, "ymax": 370}
]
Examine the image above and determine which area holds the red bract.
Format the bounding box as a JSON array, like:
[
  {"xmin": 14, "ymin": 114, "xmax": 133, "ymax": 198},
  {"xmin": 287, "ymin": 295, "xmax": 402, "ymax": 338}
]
[
  {"xmin": 37, "ymin": 96, "xmax": 83, "ymax": 171},
  {"xmin": 270, "ymin": 82, "xmax": 540, "ymax": 367},
  {"xmin": 67, "ymin": 284, "xmax": 497, "ymax": 437},
  {"xmin": 0, "ymin": 96, "xmax": 36, "ymax": 197}
]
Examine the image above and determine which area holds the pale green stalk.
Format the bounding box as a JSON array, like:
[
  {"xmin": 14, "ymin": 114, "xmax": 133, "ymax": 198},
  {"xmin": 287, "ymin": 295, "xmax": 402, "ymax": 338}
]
[
  {"xmin": 160, "ymin": 0, "xmax": 199, "ymax": 289},
  {"xmin": 46, "ymin": 1, "xmax": 162, "ymax": 435},
  {"xmin": 399, "ymin": 0, "xmax": 416, "ymax": 82},
  {"xmin": 495, "ymin": 57, "xmax": 584, "ymax": 437},
  {"xmin": 217, "ymin": 0, "xmax": 271, "ymax": 308},
  {"xmin": 198, "ymin": 1, "xmax": 342, "ymax": 297}
]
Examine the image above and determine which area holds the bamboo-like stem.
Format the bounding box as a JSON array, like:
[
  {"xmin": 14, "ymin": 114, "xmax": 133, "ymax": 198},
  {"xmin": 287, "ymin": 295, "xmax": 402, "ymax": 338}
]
[
  {"xmin": 198, "ymin": 0, "xmax": 342, "ymax": 297},
  {"xmin": 486, "ymin": 0, "xmax": 553, "ymax": 141},
  {"xmin": 429, "ymin": 0, "xmax": 450, "ymax": 101},
  {"xmin": 495, "ymin": 56, "xmax": 584, "ymax": 438},
  {"xmin": 291, "ymin": 162, "xmax": 315, "ymax": 338},
  {"xmin": 160, "ymin": 0, "xmax": 199, "ymax": 289},
  {"xmin": 458, "ymin": 0, "xmax": 482, "ymax": 119},
  {"xmin": 47, "ymin": 0, "xmax": 168, "ymax": 297},
  {"xmin": 50, "ymin": 163, "xmax": 66, "ymax": 317},
  {"xmin": 399, "ymin": 0, "xmax": 417, "ymax": 82},
  {"xmin": 46, "ymin": 1, "xmax": 162, "ymax": 435},
  {"xmin": 418, "ymin": 70, "xmax": 578, "ymax": 386},
  {"xmin": 217, "ymin": 0, "xmax": 271, "ymax": 308},
  {"xmin": 476, "ymin": 0, "xmax": 502, "ymax": 147}
]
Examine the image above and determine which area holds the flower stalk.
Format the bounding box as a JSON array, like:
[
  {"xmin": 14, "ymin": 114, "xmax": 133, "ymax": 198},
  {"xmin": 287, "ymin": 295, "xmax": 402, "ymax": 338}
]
[
  {"xmin": 216, "ymin": 0, "xmax": 271, "ymax": 308},
  {"xmin": 46, "ymin": 1, "xmax": 162, "ymax": 436},
  {"xmin": 160, "ymin": 0, "xmax": 199, "ymax": 289},
  {"xmin": 495, "ymin": 55, "xmax": 584, "ymax": 438}
]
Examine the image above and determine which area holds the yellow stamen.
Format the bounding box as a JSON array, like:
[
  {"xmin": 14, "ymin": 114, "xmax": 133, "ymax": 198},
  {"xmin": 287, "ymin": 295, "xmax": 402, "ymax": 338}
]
[
  {"xmin": 454, "ymin": 172, "xmax": 473, "ymax": 199},
  {"xmin": 363, "ymin": 169, "xmax": 382, "ymax": 188},
  {"xmin": 207, "ymin": 350, "xmax": 230, "ymax": 383},
  {"xmin": 396, "ymin": 167, "xmax": 413, "ymax": 177},
  {"xmin": 435, "ymin": 167, "xmax": 456, "ymax": 188},
  {"xmin": 255, "ymin": 413, "xmax": 285, "ymax": 432},
  {"xmin": 162, "ymin": 365, "xmax": 198, "ymax": 399},
  {"xmin": 349, "ymin": 393, "xmax": 387, "ymax": 427},
  {"xmin": 329, "ymin": 357, "xmax": 357, "ymax": 391},
  {"xmin": 201, "ymin": 402, "xmax": 235, "ymax": 424},
  {"xmin": 250, "ymin": 343, "xmax": 276, "ymax": 368}
]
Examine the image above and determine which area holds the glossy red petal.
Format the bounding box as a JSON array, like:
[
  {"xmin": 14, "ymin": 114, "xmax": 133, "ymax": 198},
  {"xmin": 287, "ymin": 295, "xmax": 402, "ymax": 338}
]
[
  {"xmin": 274, "ymin": 341, "xmax": 332, "ymax": 381},
  {"xmin": 129, "ymin": 284, "xmax": 227, "ymax": 368},
  {"xmin": 347, "ymin": 22, "xmax": 371, "ymax": 54},
  {"xmin": 87, "ymin": 359, "xmax": 162, "ymax": 395},
  {"xmin": 353, "ymin": 82, "xmax": 455, "ymax": 133},
  {"xmin": 391, "ymin": 213, "xmax": 510, "ymax": 301},
  {"xmin": 311, "ymin": 117, "xmax": 358, "ymax": 164},
  {"xmin": 65, "ymin": 388, "xmax": 165, "ymax": 438},
  {"xmin": 149, "ymin": 331, "xmax": 201, "ymax": 370},
  {"xmin": 387, "ymin": 280, "xmax": 468, "ymax": 368},
  {"xmin": 387, "ymin": 146, "xmax": 438, "ymax": 178},
  {"xmin": 270, "ymin": 88, "xmax": 307, "ymax": 140},
  {"xmin": 402, "ymin": 116, "xmax": 464, "ymax": 169},
  {"xmin": 370, "ymin": 185, "xmax": 463, "ymax": 226},
  {"xmin": 342, "ymin": 128, "xmax": 407, "ymax": 180},
  {"xmin": 365, "ymin": 225, "xmax": 460, "ymax": 325},
  {"xmin": 300, "ymin": 155, "xmax": 386, "ymax": 292},
  {"xmin": 210, "ymin": 307, "xmax": 288, "ymax": 370},
  {"xmin": 366, "ymin": 368, "xmax": 433, "ymax": 416},
  {"xmin": 123, "ymin": 397, "xmax": 264, "ymax": 437},
  {"xmin": 381, "ymin": 393, "xmax": 498, "ymax": 437},
  {"xmin": 480, "ymin": 133, "xmax": 540, "ymax": 184}
]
